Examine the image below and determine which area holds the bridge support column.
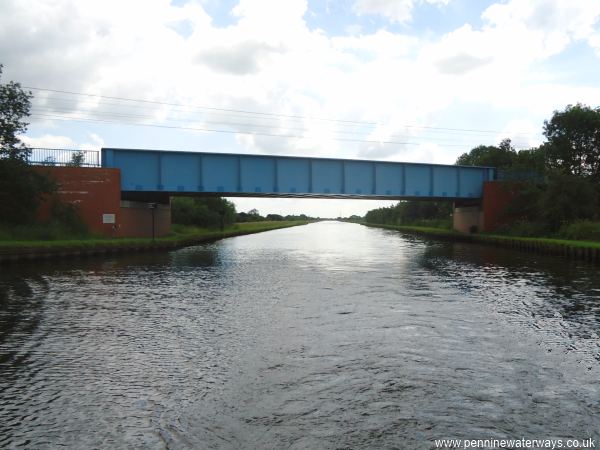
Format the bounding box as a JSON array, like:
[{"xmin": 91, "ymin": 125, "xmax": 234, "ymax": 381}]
[
  {"xmin": 481, "ymin": 181, "xmax": 516, "ymax": 232},
  {"xmin": 453, "ymin": 201, "xmax": 483, "ymax": 234},
  {"xmin": 34, "ymin": 166, "xmax": 122, "ymax": 236},
  {"xmin": 119, "ymin": 200, "xmax": 171, "ymax": 238}
]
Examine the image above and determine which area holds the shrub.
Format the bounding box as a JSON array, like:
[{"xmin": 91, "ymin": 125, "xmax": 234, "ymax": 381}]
[
  {"xmin": 494, "ymin": 220, "xmax": 550, "ymax": 237},
  {"xmin": 171, "ymin": 197, "xmax": 236, "ymax": 229},
  {"xmin": 558, "ymin": 221, "xmax": 600, "ymax": 241},
  {"xmin": 50, "ymin": 200, "xmax": 88, "ymax": 236},
  {"xmin": 539, "ymin": 173, "xmax": 598, "ymax": 229},
  {"xmin": 0, "ymin": 159, "xmax": 55, "ymax": 225}
]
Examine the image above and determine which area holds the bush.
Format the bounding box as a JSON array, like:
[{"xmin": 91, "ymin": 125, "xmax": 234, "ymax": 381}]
[
  {"xmin": 236, "ymin": 209, "xmax": 264, "ymax": 222},
  {"xmin": 50, "ymin": 200, "xmax": 88, "ymax": 236},
  {"xmin": 171, "ymin": 197, "xmax": 236, "ymax": 229},
  {"xmin": 66, "ymin": 151, "xmax": 85, "ymax": 167},
  {"xmin": 493, "ymin": 220, "xmax": 550, "ymax": 237},
  {"xmin": 539, "ymin": 173, "xmax": 598, "ymax": 229},
  {"xmin": 502, "ymin": 181, "xmax": 544, "ymax": 223},
  {"xmin": 0, "ymin": 198, "xmax": 90, "ymax": 241},
  {"xmin": 0, "ymin": 222, "xmax": 86, "ymax": 241},
  {"xmin": 407, "ymin": 218, "xmax": 453, "ymax": 229},
  {"xmin": 364, "ymin": 200, "xmax": 452, "ymax": 226},
  {"xmin": 558, "ymin": 221, "xmax": 600, "ymax": 241},
  {"xmin": 0, "ymin": 159, "xmax": 55, "ymax": 225}
]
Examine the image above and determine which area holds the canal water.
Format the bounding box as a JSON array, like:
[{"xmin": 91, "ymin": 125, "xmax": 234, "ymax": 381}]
[{"xmin": 1, "ymin": 222, "xmax": 599, "ymax": 449}]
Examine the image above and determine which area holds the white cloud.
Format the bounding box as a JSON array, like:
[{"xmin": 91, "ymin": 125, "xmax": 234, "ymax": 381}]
[
  {"xmin": 483, "ymin": 0, "xmax": 600, "ymax": 40},
  {"xmin": 3, "ymin": 0, "xmax": 598, "ymax": 153},
  {"xmin": 81, "ymin": 133, "xmax": 105, "ymax": 150},
  {"xmin": 436, "ymin": 53, "xmax": 493, "ymax": 75},
  {"xmin": 480, "ymin": 0, "xmax": 600, "ymax": 65},
  {"xmin": 20, "ymin": 134, "xmax": 77, "ymax": 149},
  {"xmin": 345, "ymin": 24, "xmax": 363, "ymax": 36},
  {"xmin": 197, "ymin": 41, "xmax": 283, "ymax": 75},
  {"xmin": 3, "ymin": 0, "xmax": 600, "ymax": 216},
  {"xmin": 352, "ymin": 0, "xmax": 450, "ymax": 24},
  {"xmin": 418, "ymin": 0, "xmax": 600, "ymax": 115},
  {"xmin": 495, "ymin": 120, "xmax": 544, "ymax": 150},
  {"xmin": 20, "ymin": 133, "xmax": 105, "ymax": 150},
  {"xmin": 590, "ymin": 33, "xmax": 600, "ymax": 56},
  {"xmin": 332, "ymin": 29, "xmax": 418, "ymax": 59}
]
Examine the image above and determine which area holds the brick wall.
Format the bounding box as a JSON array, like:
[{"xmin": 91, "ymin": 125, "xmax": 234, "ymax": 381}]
[
  {"xmin": 482, "ymin": 181, "xmax": 517, "ymax": 232},
  {"xmin": 34, "ymin": 167, "xmax": 171, "ymax": 237},
  {"xmin": 35, "ymin": 166, "xmax": 122, "ymax": 236},
  {"xmin": 119, "ymin": 200, "xmax": 171, "ymax": 238}
]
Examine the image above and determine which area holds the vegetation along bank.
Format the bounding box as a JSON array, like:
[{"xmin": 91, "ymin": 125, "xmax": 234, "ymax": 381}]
[
  {"xmin": 0, "ymin": 221, "xmax": 309, "ymax": 264},
  {"xmin": 361, "ymin": 103, "xmax": 600, "ymax": 262},
  {"xmin": 362, "ymin": 223, "xmax": 600, "ymax": 264}
]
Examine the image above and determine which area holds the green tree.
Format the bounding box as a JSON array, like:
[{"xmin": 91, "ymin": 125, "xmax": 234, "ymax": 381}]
[
  {"xmin": 0, "ymin": 64, "xmax": 54, "ymax": 225},
  {"xmin": 511, "ymin": 146, "xmax": 546, "ymax": 174},
  {"xmin": 67, "ymin": 150, "xmax": 85, "ymax": 167},
  {"xmin": 539, "ymin": 173, "xmax": 598, "ymax": 229},
  {"xmin": 0, "ymin": 64, "xmax": 32, "ymax": 161},
  {"xmin": 237, "ymin": 208, "xmax": 265, "ymax": 222},
  {"xmin": 501, "ymin": 173, "xmax": 599, "ymax": 234},
  {"xmin": 502, "ymin": 181, "xmax": 544, "ymax": 224},
  {"xmin": 456, "ymin": 139, "xmax": 516, "ymax": 169},
  {"xmin": 171, "ymin": 197, "xmax": 236, "ymax": 229},
  {"xmin": 456, "ymin": 139, "xmax": 546, "ymax": 180},
  {"xmin": 364, "ymin": 200, "xmax": 452, "ymax": 227},
  {"xmin": 542, "ymin": 104, "xmax": 600, "ymax": 179}
]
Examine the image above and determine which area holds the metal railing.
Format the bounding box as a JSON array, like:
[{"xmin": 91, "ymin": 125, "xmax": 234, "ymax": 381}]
[{"xmin": 27, "ymin": 148, "xmax": 100, "ymax": 167}]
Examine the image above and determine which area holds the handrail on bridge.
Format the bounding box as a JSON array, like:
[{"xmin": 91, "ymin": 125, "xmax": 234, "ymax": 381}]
[{"xmin": 26, "ymin": 148, "xmax": 100, "ymax": 167}]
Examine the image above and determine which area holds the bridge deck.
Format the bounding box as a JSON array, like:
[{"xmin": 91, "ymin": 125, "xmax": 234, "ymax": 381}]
[{"xmin": 101, "ymin": 148, "xmax": 495, "ymax": 200}]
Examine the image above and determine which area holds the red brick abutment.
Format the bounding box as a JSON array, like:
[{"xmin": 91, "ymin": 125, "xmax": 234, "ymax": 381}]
[{"xmin": 34, "ymin": 166, "xmax": 171, "ymax": 238}]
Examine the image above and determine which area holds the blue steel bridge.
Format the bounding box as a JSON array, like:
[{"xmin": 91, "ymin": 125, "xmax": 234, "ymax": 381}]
[{"xmin": 101, "ymin": 148, "xmax": 496, "ymax": 201}]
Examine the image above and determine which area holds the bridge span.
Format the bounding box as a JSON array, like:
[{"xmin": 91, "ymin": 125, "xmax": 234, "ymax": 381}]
[
  {"xmin": 30, "ymin": 147, "xmax": 504, "ymax": 238},
  {"xmin": 101, "ymin": 148, "xmax": 496, "ymax": 201}
]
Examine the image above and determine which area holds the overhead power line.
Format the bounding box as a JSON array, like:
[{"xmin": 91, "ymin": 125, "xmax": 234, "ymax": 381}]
[
  {"xmin": 25, "ymin": 85, "xmax": 543, "ymax": 138},
  {"xmin": 29, "ymin": 105, "xmax": 533, "ymax": 147},
  {"xmin": 31, "ymin": 112, "xmax": 505, "ymax": 148},
  {"xmin": 30, "ymin": 96, "xmax": 540, "ymax": 140}
]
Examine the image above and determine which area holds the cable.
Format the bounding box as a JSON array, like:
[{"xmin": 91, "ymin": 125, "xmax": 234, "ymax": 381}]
[
  {"xmin": 25, "ymin": 86, "xmax": 543, "ymax": 137},
  {"xmin": 31, "ymin": 96, "xmax": 541, "ymax": 141},
  {"xmin": 30, "ymin": 112, "xmax": 501, "ymax": 147},
  {"xmin": 30, "ymin": 105, "xmax": 532, "ymax": 146}
]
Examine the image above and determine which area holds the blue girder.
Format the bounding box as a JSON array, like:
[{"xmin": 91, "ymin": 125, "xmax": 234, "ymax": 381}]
[{"xmin": 101, "ymin": 148, "xmax": 495, "ymax": 200}]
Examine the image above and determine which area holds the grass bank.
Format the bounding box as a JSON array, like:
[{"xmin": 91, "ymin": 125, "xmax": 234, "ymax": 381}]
[
  {"xmin": 0, "ymin": 221, "xmax": 309, "ymax": 263},
  {"xmin": 362, "ymin": 222, "xmax": 600, "ymax": 263}
]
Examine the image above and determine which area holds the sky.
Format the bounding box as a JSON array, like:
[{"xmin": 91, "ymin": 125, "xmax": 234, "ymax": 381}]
[{"xmin": 2, "ymin": 0, "xmax": 600, "ymax": 218}]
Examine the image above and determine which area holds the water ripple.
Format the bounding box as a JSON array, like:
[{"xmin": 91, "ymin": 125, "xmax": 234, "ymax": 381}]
[{"xmin": 1, "ymin": 222, "xmax": 599, "ymax": 448}]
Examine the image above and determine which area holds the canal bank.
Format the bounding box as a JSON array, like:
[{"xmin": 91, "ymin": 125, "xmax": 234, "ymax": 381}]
[
  {"xmin": 362, "ymin": 223, "xmax": 600, "ymax": 263},
  {"xmin": 0, "ymin": 221, "xmax": 309, "ymax": 263}
]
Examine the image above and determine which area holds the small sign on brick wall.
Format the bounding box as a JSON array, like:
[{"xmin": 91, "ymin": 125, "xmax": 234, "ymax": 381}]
[{"xmin": 102, "ymin": 213, "xmax": 116, "ymax": 224}]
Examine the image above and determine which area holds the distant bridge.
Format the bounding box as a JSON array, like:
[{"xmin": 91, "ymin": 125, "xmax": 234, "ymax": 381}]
[{"xmin": 100, "ymin": 148, "xmax": 496, "ymax": 201}]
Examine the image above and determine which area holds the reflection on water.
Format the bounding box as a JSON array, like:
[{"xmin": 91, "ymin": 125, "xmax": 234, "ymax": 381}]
[{"xmin": 1, "ymin": 222, "xmax": 599, "ymax": 449}]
